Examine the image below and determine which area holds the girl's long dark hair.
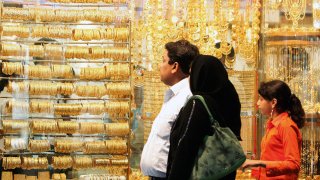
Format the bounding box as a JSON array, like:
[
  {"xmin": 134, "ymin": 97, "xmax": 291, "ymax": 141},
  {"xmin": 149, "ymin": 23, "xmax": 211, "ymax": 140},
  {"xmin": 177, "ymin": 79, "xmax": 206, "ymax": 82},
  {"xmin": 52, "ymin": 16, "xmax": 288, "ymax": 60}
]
[{"xmin": 258, "ymin": 80, "xmax": 305, "ymax": 128}]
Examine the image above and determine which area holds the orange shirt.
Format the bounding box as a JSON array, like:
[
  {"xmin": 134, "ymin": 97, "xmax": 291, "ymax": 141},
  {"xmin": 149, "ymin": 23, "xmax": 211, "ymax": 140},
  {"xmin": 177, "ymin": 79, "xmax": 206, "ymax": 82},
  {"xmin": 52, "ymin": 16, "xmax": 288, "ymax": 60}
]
[{"xmin": 255, "ymin": 112, "xmax": 302, "ymax": 180}]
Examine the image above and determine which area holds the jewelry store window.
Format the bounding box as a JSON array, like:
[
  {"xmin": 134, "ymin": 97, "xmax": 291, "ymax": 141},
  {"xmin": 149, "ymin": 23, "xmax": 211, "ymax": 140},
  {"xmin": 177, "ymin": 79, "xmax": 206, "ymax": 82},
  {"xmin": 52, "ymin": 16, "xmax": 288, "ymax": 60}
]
[{"xmin": 260, "ymin": 0, "xmax": 320, "ymax": 178}]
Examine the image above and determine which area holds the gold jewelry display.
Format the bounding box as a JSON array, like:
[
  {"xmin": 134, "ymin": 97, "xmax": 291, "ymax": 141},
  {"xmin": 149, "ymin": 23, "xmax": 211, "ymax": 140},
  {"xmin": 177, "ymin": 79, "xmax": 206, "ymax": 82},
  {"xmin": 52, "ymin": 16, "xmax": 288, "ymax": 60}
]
[
  {"xmin": 30, "ymin": 100, "xmax": 54, "ymax": 114},
  {"xmin": 1, "ymin": 43, "xmax": 22, "ymax": 56},
  {"xmin": 1, "ymin": 1, "xmax": 132, "ymax": 178},
  {"xmin": 31, "ymin": 120, "xmax": 58, "ymax": 133},
  {"xmin": 33, "ymin": 26, "xmax": 72, "ymax": 39},
  {"xmin": 7, "ymin": 81, "xmax": 27, "ymax": 93},
  {"xmin": 234, "ymin": 1, "xmax": 260, "ymax": 68},
  {"xmin": 9, "ymin": 81, "xmax": 130, "ymax": 97},
  {"xmin": 22, "ymin": 157, "xmax": 48, "ymax": 170},
  {"xmin": 1, "ymin": 62, "xmax": 24, "ymax": 75},
  {"xmin": 52, "ymin": 173, "xmax": 67, "ymax": 180},
  {"xmin": 109, "ymin": 156, "xmax": 129, "ymax": 166},
  {"xmin": 105, "ymin": 82, "xmax": 131, "ymax": 96},
  {"xmin": 73, "ymin": 156, "xmax": 93, "ymax": 169},
  {"xmin": 228, "ymin": 70, "xmax": 256, "ymax": 112},
  {"xmin": 27, "ymin": 65, "xmax": 52, "ymax": 79},
  {"xmin": 81, "ymin": 102, "xmax": 105, "ymax": 115},
  {"xmin": 283, "ymin": 0, "xmax": 306, "ymax": 28},
  {"xmin": 2, "ymin": 63, "xmax": 75, "ymax": 79},
  {"xmin": 1, "ymin": 7, "xmax": 31, "ymax": 21},
  {"xmin": 76, "ymin": 85, "xmax": 107, "ymax": 97},
  {"xmin": 2, "ymin": 157, "xmax": 22, "ymax": 170},
  {"xmin": 105, "ymin": 123, "xmax": 129, "ymax": 136},
  {"xmin": 4, "ymin": 137, "xmax": 12, "ymax": 150},
  {"xmin": 79, "ymin": 122, "xmax": 105, "ymax": 134},
  {"xmin": 79, "ymin": 67, "xmax": 106, "ymax": 80},
  {"xmin": 7, "ymin": 81, "xmax": 76, "ymax": 95},
  {"xmin": 105, "ymin": 101, "xmax": 130, "ymax": 114},
  {"xmin": 94, "ymin": 156, "xmax": 128, "ymax": 169},
  {"xmin": 301, "ymin": 126, "xmax": 320, "ymax": 177},
  {"xmin": 314, "ymin": 8, "xmax": 320, "ymax": 24},
  {"xmin": 90, "ymin": 46, "xmax": 105, "ymax": 59},
  {"xmin": 71, "ymin": 28, "xmax": 128, "ymax": 41},
  {"xmin": 32, "ymin": 26, "xmax": 49, "ymax": 38},
  {"xmin": 44, "ymin": 44, "xmax": 63, "ymax": 59},
  {"xmin": 104, "ymin": 139, "xmax": 127, "ymax": 154},
  {"xmin": 264, "ymin": 46, "xmax": 320, "ymax": 114},
  {"xmin": 27, "ymin": 45, "xmax": 45, "ymax": 58},
  {"xmin": 239, "ymin": 116, "xmax": 254, "ymax": 154},
  {"xmin": 54, "ymin": 103, "xmax": 83, "ymax": 116},
  {"xmin": 143, "ymin": 74, "xmax": 167, "ymax": 140},
  {"xmin": 54, "ymin": 9, "xmax": 79, "ymax": 22},
  {"xmin": 57, "ymin": 82, "xmax": 74, "ymax": 95},
  {"xmin": 29, "ymin": 81, "xmax": 58, "ymax": 95},
  {"xmin": 1, "ymin": 26, "xmax": 30, "ymax": 38},
  {"xmin": 3, "ymin": 137, "xmax": 27, "ymax": 151},
  {"xmin": 54, "ymin": 139, "xmax": 84, "ymax": 153},
  {"xmin": 105, "ymin": 63, "xmax": 130, "ymax": 79},
  {"xmin": 65, "ymin": 46, "xmax": 90, "ymax": 59},
  {"xmin": 48, "ymin": 0, "xmax": 127, "ymax": 3},
  {"xmin": 0, "ymin": 7, "xmax": 126, "ymax": 23},
  {"xmin": 2, "ymin": 120, "xmax": 29, "ymax": 133},
  {"xmin": 57, "ymin": 120, "xmax": 79, "ymax": 134},
  {"xmin": 84, "ymin": 141, "xmax": 107, "ymax": 154},
  {"xmin": 5, "ymin": 100, "xmax": 29, "ymax": 114},
  {"xmin": 51, "ymin": 65, "xmax": 74, "ymax": 78},
  {"xmin": 52, "ymin": 156, "xmax": 73, "ymax": 169},
  {"xmin": 28, "ymin": 139, "xmax": 50, "ymax": 152}
]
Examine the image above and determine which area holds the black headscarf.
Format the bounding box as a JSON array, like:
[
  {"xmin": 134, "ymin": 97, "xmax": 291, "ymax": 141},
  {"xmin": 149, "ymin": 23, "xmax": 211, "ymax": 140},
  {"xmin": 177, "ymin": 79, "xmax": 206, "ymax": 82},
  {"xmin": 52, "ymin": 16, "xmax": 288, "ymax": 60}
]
[
  {"xmin": 189, "ymin": 55, "xmax": 242, "ymax": 139},
  {"xmin": 190, "ymin": 55, "xmax": 229, "ymax": 95}
]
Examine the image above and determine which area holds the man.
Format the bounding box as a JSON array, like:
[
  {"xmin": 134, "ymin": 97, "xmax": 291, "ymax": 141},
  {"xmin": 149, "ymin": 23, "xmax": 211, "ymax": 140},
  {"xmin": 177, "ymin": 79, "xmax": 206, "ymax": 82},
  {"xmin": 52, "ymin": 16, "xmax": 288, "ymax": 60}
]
[{"xmin": 140, "ymin": 40, "xmax": 199, "ymax": 180}]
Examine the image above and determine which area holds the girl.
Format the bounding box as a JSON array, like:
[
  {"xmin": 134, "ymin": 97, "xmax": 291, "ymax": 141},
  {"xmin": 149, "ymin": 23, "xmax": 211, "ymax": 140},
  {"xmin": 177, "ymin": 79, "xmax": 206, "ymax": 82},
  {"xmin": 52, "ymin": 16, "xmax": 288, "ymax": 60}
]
[{"xmin": 242, "ymin": 80, "xmax": 305, "ymax": 179}]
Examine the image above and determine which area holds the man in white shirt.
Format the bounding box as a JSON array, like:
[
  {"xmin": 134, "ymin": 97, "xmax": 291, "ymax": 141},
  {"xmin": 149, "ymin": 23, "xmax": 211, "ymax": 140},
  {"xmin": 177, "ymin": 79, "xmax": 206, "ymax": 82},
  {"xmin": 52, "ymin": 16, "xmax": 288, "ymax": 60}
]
[{"xmin": 140, "ymin": 40, "xmax": 199, "ymax": 180}]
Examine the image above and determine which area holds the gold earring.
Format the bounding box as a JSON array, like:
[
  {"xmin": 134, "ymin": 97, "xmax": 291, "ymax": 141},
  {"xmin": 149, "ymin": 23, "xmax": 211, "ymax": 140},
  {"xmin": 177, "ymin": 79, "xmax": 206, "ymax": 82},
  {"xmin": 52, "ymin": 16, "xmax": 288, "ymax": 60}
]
[{"xmin": 270, "ymin": 108, "xmax": 274, "ymax": 119}]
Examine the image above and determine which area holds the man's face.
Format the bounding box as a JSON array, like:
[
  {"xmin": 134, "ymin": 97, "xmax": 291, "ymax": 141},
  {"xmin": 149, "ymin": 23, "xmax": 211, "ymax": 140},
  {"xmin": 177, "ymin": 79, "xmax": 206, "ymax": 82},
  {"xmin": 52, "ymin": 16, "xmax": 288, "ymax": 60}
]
[{"xmin": 160, "ymin": 49, "xmax": 175, "ymax": 86}]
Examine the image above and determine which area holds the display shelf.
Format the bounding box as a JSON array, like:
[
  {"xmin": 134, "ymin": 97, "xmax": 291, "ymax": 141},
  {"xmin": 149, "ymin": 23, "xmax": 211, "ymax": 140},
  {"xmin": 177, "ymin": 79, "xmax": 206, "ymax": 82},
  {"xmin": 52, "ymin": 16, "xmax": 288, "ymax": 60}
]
[
  {"xmin": 0, "ymin": 39, "xmax": 130, "ymax": 45},
  {"xmin": 305, "ymin": 113, "xmax": 320, "ymax": 119},
  {"xmin": 0, "ymin": 59, "xmax": 130, "ymax": 63},
  {"xmin": 265, "ymin": 29, "xmax": 320, "ymax": 37},
  {"xmin": 304, "ymin": 121, "xmax": 320, "ymax": 127},
  {"xmin": 261, "ymin": 0, "xmax": 320, "ymax": 177},
  {"xmin": 0, "ymin": 0, "xmax": 132, "ymax": 179},
  {"xmin": 1, "ymin": 0, "xmax": 128, "ymax": 7},
  {"xmin": 0, "ymin": 116, "xmax": 129, "ymax": 120},
  {"xmin": 0, "ymin": 20, "xmax": 129, "ymax": 26},
  {"xmin": 266, "ymin": 40, "xmax": 318, "ymax": 46},
  {"xmin": 0, "ymin": 96, "xmax": 130, "ymax": 101},
  {"xmin": 0, "ymin": 77, "xmax": 129, "ymax": 82},
  {"xmin": 0, "ymin": 151, "xmax": 128, "ymax": 156},
  {"xmin": 265, "ymin": 32, "xmax": 320, "ymax": 37},
  {"xmin": 0, "ymin": 134, "xmax": 129, "ymax": 138}
]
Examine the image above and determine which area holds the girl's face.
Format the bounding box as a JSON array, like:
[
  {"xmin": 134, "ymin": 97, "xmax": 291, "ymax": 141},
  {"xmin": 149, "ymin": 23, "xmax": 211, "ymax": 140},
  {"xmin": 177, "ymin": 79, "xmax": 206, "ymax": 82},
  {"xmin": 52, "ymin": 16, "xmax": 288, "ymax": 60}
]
[{"xmin": 257, "ymin": 95, "xmax": 273, "ymax": 116}]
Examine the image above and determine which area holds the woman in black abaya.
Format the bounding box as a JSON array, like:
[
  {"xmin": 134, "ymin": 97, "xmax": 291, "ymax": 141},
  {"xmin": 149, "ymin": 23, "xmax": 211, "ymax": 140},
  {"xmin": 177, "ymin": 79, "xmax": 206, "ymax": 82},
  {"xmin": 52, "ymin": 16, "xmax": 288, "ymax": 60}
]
[{"xmin": 166, "ymin": 55, "xmax": 242, "ymax": 180}]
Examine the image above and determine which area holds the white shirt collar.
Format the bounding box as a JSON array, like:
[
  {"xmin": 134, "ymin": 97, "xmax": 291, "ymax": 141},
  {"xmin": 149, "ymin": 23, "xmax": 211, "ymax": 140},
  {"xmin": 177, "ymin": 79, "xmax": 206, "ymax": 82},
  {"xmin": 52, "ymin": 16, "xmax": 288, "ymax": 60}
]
[{"xmin": 170, "ymin": 78, "xmax": 189, "ymax": 96}]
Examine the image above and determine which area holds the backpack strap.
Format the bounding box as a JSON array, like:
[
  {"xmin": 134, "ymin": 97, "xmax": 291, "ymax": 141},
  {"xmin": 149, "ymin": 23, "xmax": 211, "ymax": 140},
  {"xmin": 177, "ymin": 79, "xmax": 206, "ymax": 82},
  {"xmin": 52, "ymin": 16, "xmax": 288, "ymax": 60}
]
[{"xmin": 188, "ymin": 95, "xmax": 220, "ymax": 127}]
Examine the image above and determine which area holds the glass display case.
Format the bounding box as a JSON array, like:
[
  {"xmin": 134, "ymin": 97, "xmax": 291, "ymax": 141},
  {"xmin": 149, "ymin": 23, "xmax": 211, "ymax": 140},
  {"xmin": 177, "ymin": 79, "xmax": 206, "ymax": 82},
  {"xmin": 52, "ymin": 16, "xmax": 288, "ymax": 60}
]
[
  {"xmin": 260, "ymin": 0, "xmax": 320, "ymax": 178},
  {"xmin": 130, "ymin": 3, "xmax": 261, "ymax": 179},
  {"xmin": 0, "ymin": 0, "xmax": 131, "ymax": 179}
]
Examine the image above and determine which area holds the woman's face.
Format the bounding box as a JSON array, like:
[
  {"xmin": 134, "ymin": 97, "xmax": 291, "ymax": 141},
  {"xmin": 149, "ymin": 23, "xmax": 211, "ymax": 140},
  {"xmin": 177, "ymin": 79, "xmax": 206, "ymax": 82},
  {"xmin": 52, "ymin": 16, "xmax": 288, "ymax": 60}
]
[{"xmin": 257, "ymin": 95, "xmax": 273, "ymax": 116}]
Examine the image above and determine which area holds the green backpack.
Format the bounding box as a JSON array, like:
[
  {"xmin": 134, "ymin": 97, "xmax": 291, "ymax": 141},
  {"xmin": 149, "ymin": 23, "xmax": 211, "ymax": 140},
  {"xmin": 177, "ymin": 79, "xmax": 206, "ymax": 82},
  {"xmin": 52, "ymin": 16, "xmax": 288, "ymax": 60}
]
[{"xmin": 190, "ymin": 95, "xmax": 246, "ymax": 180}]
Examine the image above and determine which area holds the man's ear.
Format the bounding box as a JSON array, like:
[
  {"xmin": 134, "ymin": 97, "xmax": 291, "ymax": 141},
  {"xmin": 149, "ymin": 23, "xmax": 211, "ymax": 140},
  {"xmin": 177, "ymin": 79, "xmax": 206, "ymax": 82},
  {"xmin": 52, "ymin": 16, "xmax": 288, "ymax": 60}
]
[{"xmin": 171, "ymin": 62, "xmax": 179, "ymax": 73}]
